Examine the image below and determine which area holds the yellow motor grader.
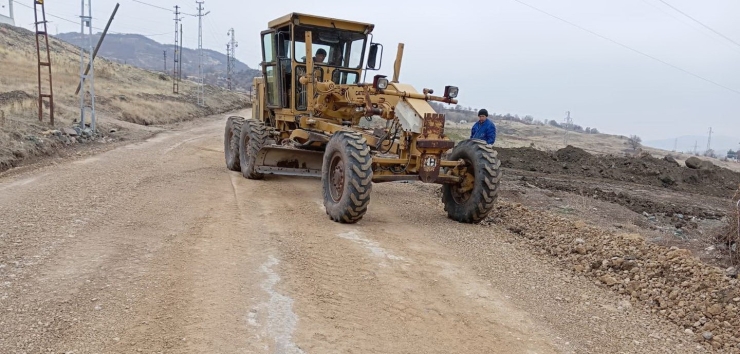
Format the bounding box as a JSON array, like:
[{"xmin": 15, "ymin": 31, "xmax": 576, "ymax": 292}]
[{"xmin": 224, "ymin": 13, "xmax": 501, "ymax": 224}]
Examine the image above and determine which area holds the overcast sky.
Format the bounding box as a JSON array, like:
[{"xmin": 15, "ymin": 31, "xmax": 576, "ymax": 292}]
[{"xmin": 7, "ymin": 0, "xmax": 740, "ymax": 145}]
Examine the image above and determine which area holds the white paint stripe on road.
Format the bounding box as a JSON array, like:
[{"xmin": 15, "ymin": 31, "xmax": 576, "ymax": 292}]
[{"xmin": 253, "ymin": 255, "xmax": 304, "ymax": 354}]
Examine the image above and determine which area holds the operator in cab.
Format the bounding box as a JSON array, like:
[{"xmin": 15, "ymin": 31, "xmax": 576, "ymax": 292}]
[
  {"xmin": 313, "ymin": 48, "xmax": 326, "ymax": 63},
  {"xmin": 470, "ymin": 109, "xmax": 497, "ymax": 145},
  {"xmin": 300, "ymin": 48, "xmax": 327, "ymax": 64}
]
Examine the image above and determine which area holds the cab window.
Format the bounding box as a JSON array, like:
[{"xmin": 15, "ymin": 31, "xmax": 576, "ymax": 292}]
[{"xmin": 293, "ymin": 26, "xmax": 366, "ymax": 68}]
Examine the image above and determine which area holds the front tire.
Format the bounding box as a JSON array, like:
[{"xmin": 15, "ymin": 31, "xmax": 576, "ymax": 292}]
[
  {"xmin": 239, "ymin": 119, "xmax": 267, "ymax": 179},
  {"xmin": 322, "ymin": 131, "xmax": 373, "ymax": 223},
  {"xmin": 442, "ymin": 139, "xmax": 501, "ymax": 223},
  {"xmin": 224, "ymin": 116, "xmax": 244, "ymax": 171}
]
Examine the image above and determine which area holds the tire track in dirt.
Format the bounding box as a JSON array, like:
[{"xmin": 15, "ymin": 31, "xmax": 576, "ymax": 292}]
[
  {"xmin": 244, "ymin": 176, "xmax": 560, "ymax": 353},
  {"xmin": 0, "ymin": 112, "xmax": 273, "ymax": 353}
]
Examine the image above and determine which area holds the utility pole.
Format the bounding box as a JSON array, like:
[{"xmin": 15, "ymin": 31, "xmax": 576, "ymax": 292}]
[
  {"xmin": 195, "ymin": 1, "xmax": 210, "ymax": 106},
  {"xmin": 226, "ymin": 43, "xmax": 231, "ymax": 90},
  {"xmin": 163, "ymin": 50, "xmax": 167, "ymax": 72},
  {"xmin": 172, "ymin": 5, "xmax": 182, "ymax": 94},
  {"xmin": 78, "ymin": 0, "xmax": 96, "ymax": 132},
  {"xmin": 563, "ymin": 111, "xmax": 573, "ymax": 146},
  {"xmin": 1, "ymin": 0, "xmax": 15, "ymax": 26},
  {"xmin": 694, "ymin": 141, "xmax": 698, "ymax": 155},
  {"xmin": 33, "ymin": 0, "xmax": 54, "ymax": 125},
  {"xmin": 179, "ymin": 23, "xmax": 183, "ymax": 86},
  {"xmin": 8, "ymin": 0, "xmax": 14, "ymax": 24},
  {"xmin": 227, "ymin": 28, "xmax": 237, "ymax": 91},
  {"xmin": 706, "ymin": 127, "xmax": 713, "ymax": 152}
]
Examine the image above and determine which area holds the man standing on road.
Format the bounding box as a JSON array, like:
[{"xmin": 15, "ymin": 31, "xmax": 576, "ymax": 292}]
[{"xmin": 470, "ymin": 109, "xmax": 496, "ymax": 145}]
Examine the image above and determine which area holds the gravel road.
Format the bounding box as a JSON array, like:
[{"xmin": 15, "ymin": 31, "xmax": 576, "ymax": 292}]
[{"xmin": 0, "ymin": 110, "xmax": 706, "ymax": 353}]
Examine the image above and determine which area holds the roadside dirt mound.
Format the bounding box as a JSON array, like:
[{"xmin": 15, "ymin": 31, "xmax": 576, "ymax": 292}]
[
  {"xmin": 486, "ymin": 202, "xmax": 740, "ymax": 351},
  {"xmin": 498, "ymin": 146, "xmax": 740, "ymax": 199}
]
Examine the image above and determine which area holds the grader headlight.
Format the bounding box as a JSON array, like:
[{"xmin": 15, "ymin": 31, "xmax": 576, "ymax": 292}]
[
  {"xmin": 373, "ymin": 75, "xmax": 389, "ymax": 90},
  {"xmin": 444, "ymin": 85, "xmax": 459, "ymax": 99},
  {"xmin": 377, "ymin": 78, "xmax": 389, "ymax": 89}
]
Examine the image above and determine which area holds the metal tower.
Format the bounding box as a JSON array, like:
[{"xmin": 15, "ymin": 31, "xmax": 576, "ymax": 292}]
[
  {"xmin": 33, "ymin": 0, "xmax": 54, "ymax": 125},
  {"xmin": 0, "ymin": 0, "xmax": 14, "ymax": 26},
  {"xmin": 195, "ymin": 1, "xmax": 209, "ymax": 106},
  {"xmin": 226, "ymin": 43, "xmax": 231, "ymax": 90},
  {"xmin": 172, "ymin": 5, "xmax": 182, "ymax": 94},
  {"xmin": 563, "ymin": 111, "xmax": 573, "ymax": 146},
  {"xmin": 78, "ymin": 0, "xmax": 96, "ymax": 131},
  {"xmin": 227, "ymin": 28, "xmax": 237, "ymax": 91}
]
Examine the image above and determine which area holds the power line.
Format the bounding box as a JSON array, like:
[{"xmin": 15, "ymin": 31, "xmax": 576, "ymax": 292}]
[
  {"xmin": 640, "ymin": 0, "xmax": 740, "ymax": 54},
  {"xmin": 129, "ymin": 0, "xmax": 171, "ymax": 13},
  {"xmin": 135, "ymin": 32, "xmax": 171, "ymax": 37},
  {"xmin": 509, "ymin": 0, "xmax": 740, "ymax": 96},
  {"xmin": 656, "ymin": 0, "xmax": 740, "ymax": 50},
  {"xmin": 13, "ymin": 0, "xmax": 167, "ymax": 39},
  {"xmin": 13, "ymin": 1, "xmax": 78, "ymax": 25},
  {"xmin": 129, "ymin": 0, "xmax": 195, "ymax": 17}
]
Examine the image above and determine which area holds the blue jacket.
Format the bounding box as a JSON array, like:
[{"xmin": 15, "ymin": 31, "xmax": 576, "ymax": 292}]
[{"xmin": 470, "ymin": 118, "xmax": 496, "ymax": 145}]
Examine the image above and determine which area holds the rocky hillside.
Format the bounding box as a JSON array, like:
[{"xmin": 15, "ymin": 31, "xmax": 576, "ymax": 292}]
[{"xmin": 55, "ymin": 32, "xmax": 261, "ymax": 91}]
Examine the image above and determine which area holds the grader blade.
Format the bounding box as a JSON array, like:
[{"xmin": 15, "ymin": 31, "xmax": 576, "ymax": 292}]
[{"xmin": 254, "ymin": 145, "xmax": 324, "ymax": 178}]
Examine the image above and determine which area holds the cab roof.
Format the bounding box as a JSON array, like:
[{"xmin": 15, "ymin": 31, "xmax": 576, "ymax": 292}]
[{"xmin": 268, "ymin": 12, "xmax": 375, "ymax": 34}]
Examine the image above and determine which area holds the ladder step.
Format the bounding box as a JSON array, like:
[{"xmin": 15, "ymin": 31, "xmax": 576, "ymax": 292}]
[
  {"xmin": 36, "ymin": 31, "xmax": 47, "ymax": 35},
  {"xmin": 40, "ymin": 94, "xmax": 53, "ymax": 98},
  {"xmin": 35, "ymin": 21, "xmax": 48, "ymax": 25},
  {"xmin": 39, "ymin": 62, "xmax": 50, "ymax": 66}
]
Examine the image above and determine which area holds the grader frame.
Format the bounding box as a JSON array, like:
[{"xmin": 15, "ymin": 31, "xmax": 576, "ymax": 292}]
[{"xmin": 224, "ymin": 13, "xmax": 501, "ymax": 224}]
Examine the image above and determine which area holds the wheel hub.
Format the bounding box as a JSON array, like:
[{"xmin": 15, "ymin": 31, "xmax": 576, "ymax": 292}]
[
  {"xmin": 329, "ymin": 154, "xmax": 345, "ymax": 202},
  {"xmin": 450, "ymin": 164, "xmax": 475, "ymax": 204}
]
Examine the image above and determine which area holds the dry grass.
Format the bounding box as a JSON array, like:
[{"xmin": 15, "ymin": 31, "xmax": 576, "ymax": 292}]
[{"xmin": 0, "ymin": 24, "xmax": 249, "ymax": 172}]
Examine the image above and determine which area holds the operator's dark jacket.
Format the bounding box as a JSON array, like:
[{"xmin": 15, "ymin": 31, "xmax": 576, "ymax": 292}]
[{"xmin": 470, "ymin": 118, "xmax": 497, "ymax": 145}]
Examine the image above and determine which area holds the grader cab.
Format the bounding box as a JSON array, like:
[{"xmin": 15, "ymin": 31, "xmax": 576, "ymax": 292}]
[{"xmin": 224, "ymin": 13, "xmax": 501, "ymax": 224}]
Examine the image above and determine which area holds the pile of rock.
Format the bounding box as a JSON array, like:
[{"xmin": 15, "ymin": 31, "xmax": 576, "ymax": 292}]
[
  {"xmin": 40, "ymin": 125, "xmax": 114, "ymax": 145},
  {"xmin": 487, "ymin": 202, "xmax": 740, "ymax": 351}
]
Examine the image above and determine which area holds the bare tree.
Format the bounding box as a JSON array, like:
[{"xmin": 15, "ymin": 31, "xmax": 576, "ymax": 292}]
[{"xmin": 627, "ymin": 135, "xmax": 642, "ymax": 150}]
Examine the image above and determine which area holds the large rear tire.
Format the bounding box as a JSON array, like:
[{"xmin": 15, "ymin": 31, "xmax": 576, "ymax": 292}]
[
  {"xmin": 442, "ymin": 139, "xmax": 501, "ymax": 223},
  {"xmin": 239, "ymin": 119, "xmax": 268, "ymax": 180},
  {"xmin": 322, "ymin": 131, "xmax": 373, "ymax": 223},
  {"xmin": 224, "ymin": 116, "xmax": 244, "ymax": 171}
]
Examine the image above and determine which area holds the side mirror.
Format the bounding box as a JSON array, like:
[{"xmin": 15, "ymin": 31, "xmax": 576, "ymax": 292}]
[{"xmin": 366, "ymin": 43, "xmax": 383, "ymax": 70}]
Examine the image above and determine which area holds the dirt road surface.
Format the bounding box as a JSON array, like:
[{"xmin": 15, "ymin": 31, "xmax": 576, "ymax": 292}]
[{"xmin": 0, "ymin": 110, "xmax": 703, "ymax": 353}]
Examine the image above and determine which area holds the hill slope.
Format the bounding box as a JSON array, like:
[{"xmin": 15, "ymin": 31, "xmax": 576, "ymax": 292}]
[
  {"xmin": 55, "ymin": 32, "xmax": 261, "ymax": 91},
  {"xmin": 0, "ymin": 23, "xmax": 248, "ymax": 173}
]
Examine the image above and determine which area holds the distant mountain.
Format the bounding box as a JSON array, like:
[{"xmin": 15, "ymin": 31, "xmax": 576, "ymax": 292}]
[
  {"xmin": 645, "ymin": 135, "xmax": 740, "ymax": 156},
  {"xmin": 54, "ymin": 32, "xmax": 260, "ymax": 91}
]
